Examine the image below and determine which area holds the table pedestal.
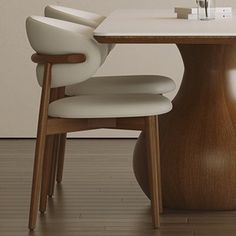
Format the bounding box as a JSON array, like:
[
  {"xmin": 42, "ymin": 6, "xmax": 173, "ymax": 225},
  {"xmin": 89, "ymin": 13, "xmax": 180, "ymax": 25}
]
[{"xmin": 133, "ymin": 44, "xmax": 236, "ymax": 210}]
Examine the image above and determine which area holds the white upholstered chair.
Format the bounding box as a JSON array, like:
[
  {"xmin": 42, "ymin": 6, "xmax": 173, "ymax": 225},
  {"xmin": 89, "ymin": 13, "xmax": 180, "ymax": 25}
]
[
  {"xmin": 45, "ymin": 5, "xmax": 106, "ymax": 28},
  {"xmin": 26, "ymin": 16, "xmax": 173, "ymax": 230},
  {"xmin": 45, "ymin": 5, "xmax": 115, "ymax": 53},
  {"xmin": 44, "ymin": 5, "xmax": 176, "ymax": 193},
  {"xmin": 44, "ymin": 5, "xmax": 175, "ymax": 97}
]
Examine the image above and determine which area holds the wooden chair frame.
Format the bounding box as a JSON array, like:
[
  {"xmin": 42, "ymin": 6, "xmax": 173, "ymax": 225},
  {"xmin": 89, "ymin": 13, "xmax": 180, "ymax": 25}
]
[{"xmin": 28, "ymin": 53, "xmax": 162, "ymax": 230}]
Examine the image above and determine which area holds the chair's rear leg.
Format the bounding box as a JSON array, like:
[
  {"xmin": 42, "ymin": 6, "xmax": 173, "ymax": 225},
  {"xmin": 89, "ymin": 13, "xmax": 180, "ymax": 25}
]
[
  {"xmin": 28, "ymin": 63, "xmax": 52, "ymax": 230},
  {"xmin": 39, "ymin": 87, "xmax": 60, "ymax": 207},
  {"xmin": 56, "ymin": 133, "xmax": 67, "ymax": 183},
  {"xmin": 48, "ymin": 134, "xmax": 60, "ymax": 197},
  {"xmin": 47, "ymin": 87, "xmax": 66, "ymax": 192},
  {"xmin": 145, "ymin": 116, "xmax": 160, "ymax": 229}
]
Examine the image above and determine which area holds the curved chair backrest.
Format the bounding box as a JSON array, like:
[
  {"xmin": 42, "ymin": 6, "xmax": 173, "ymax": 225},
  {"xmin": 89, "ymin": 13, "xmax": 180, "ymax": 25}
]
[
  {"xmin": 45, "ymin": 5, "xmax": 115, "ymax": 52},
  {"xmin": 26, "ymin": 16, "xmax": 108, "ymax": 88},
  {"xmin": 45, "ymin": 5, "xmax": 105, "ymax": 28}
]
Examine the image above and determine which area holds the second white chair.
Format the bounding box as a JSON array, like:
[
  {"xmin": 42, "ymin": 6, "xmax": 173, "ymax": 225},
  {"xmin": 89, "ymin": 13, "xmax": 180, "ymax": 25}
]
[{"xmin": 43, "ymin": 5, "xmax": 176, "ymax": 195}]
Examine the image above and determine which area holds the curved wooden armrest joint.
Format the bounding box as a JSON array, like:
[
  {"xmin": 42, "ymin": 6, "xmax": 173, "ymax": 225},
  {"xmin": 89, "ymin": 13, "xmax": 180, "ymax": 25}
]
[{"xmin": 31, "ymin": 53, "xmax": 86, "ymax": 64}]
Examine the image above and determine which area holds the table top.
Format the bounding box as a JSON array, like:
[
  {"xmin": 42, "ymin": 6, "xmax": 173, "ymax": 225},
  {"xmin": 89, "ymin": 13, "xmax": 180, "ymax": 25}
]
[{"xmin": 94, "ymin": 9, "xmax": 236, "ymax": 44}]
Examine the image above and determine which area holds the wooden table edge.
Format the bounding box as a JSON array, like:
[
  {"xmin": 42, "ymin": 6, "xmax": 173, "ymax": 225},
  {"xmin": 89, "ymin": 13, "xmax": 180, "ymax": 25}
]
[{"xmin": 94, "ymin": 35, "xmax": 236, "ymax": 44}]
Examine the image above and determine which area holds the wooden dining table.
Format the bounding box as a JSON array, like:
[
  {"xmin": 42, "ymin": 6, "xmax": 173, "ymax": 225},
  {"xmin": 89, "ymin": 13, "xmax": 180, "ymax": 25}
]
[{"xmin": 94, "ymin": 9, "xmax": 236, "ymax": 210}]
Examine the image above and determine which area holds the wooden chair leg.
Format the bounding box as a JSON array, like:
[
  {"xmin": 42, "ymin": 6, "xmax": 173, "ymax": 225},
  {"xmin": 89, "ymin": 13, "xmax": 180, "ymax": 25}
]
[
  {"xmin": 56, "ymin": 133, "xmax": 67, "ymax": 183},
  {"xmin": 155, "ymin": 116, "xmax": 163, "ymax": 214},
  {"xmin": 145, "ymin": 116, "xmax": 160, "ymax": 229},
  {"xmin": 39, "ymin": 90, "xmax": 66, "ymax": 210},
  {"xmin": 39, "ymin": 135, "xmax": 54, "ymax": 213},
  {"xmin": 48, "ymin": 134, "xmax": 60, "ymax": 197},
  {"xmin": 29, "ymin": 132, "xmax": 47, "ymax": 230},
  {"xmin": 28, "ymin": 63, "xmax": 52, "ymax": 230},
  {"xmin": 47, "ymin": 88, "xmax": 66, "ymax": 190}
]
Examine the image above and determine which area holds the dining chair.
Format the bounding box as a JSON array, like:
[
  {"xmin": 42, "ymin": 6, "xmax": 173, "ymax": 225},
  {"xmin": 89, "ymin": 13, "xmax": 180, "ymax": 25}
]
[
  {"xmin": 26, "ymin": 16, "xmax": 173, "ymax": 230},
  {"xmin": 45, "ymin": 5, "xmax": 116, "ymax": 53},
  {"xmin": 43, "ymin": 5, "xmax": 176, "ymax": 203},
  {"xmin": 44, "ymin": 5, "xmax": 175, "ymax": 98},
  {"xmin": 45, "ymin": 5, "xmax": 106, "ymax": 28}
]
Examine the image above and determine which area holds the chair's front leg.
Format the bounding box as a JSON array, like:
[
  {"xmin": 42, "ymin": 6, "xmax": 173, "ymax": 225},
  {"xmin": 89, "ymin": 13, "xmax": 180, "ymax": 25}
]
[
  {"xmin": 155, "ymin": 116, "xmax": 163, "ymax": 214},
  {"xmin": 39, "ymin": 135, "xmax": 54, "ymax": 213},
  {"xmin": 28, "ymin": 63, "xmax": 52, "ymax": 230},
  {"xmin": 29, "ymin": 126, "xmax": 48, "ymax": 230},
  {"xmin": 145, "ymin": 116, "xmax": 161, "ymax": 229}
]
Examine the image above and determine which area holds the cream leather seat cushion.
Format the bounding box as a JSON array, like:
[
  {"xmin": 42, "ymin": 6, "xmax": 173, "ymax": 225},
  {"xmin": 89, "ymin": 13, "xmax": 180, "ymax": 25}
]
[
  {"xmin": 49, "ymin": 94, "xmax": 172, "ymax": 118},
  {"xmin": 66, "ymin": 75, "xmax": 176, "ymax": 96}
]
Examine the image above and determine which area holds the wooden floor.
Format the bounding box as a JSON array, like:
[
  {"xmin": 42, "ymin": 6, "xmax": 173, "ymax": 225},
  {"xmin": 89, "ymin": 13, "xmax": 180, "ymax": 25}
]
[{"xmin": 0, "ymin": 139, "xmax": 236, "ymax": 236}]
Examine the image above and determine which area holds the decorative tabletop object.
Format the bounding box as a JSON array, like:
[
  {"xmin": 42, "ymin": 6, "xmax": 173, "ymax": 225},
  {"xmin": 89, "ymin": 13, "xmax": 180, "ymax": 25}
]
[
  {"xmin": 196, "ymin": 0, "xmax": 215, "ymax": 20},
  {"xmin": 175, "ymin": 5, "xmax": 232, "ymax": 20}
]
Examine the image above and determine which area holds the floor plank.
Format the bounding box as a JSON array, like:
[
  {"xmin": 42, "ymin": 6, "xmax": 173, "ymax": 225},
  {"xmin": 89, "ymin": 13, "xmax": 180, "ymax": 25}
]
[{"xmin": 0, "ymin": 139, "xmax": 235, "ymax": 235}]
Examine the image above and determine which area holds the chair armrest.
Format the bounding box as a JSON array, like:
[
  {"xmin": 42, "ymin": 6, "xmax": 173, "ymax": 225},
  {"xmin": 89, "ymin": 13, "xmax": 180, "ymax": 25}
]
[{"xmin": 31, "ymin": 53, "xmax": 86, "ymax": 64}]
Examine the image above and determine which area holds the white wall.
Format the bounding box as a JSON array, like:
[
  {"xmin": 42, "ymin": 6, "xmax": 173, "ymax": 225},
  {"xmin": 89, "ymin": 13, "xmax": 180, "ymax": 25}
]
[{"xmin": 0, "ymin": 0, "xmax": 233, "ymax": 137}]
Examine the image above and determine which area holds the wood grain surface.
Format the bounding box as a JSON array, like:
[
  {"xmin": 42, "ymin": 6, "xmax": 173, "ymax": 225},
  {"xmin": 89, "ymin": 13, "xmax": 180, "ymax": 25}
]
[
  {"xmin": 28, "ymin": 63, "xmax": 52, "ymax": 229},
  {"xmin": 94, "ymin": 35, "xmax": 236, "ymax": 44},
  {"xmin": 1, "ymin": 139, "xmax": 236, "ymax": 235},
  {"xmin": 133, "ymin": 44, "xmax": 236, "ymax": 210}
]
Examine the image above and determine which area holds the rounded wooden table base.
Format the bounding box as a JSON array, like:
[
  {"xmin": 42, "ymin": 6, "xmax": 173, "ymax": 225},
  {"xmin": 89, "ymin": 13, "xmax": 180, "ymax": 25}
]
[{"xmin": 133, "ymin": 44, "xmax": 236, "ymax": 210}]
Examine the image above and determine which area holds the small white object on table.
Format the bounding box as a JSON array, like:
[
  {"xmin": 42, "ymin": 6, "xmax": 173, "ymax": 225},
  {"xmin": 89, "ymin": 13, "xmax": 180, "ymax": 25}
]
[{"xmin": 175, "ymin": 7, "xmax": 232, "ymax": 19}]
